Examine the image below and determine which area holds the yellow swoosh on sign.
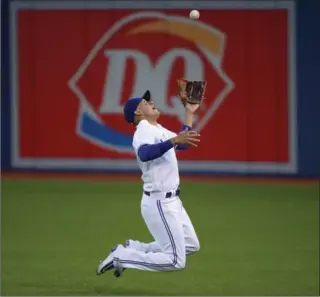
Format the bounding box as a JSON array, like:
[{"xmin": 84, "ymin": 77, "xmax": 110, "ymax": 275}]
[{"xmin": 127, "ymin": 20, "xmax": 223, "ymax": 56}]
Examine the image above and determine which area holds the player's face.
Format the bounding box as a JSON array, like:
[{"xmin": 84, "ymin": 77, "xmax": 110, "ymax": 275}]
[{"xmin": 137, "ymin": 99, "xmax": 160, "ymax": 119}]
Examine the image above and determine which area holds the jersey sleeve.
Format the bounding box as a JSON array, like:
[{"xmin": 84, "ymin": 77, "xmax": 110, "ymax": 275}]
[
  {"xmin": 132, "ymin": 124, "xmax": 156, "ymax": 153},
  {"xmin": 160, "ymin": 126, "xmax": 177, "ymax": 138},
  {"xmin": 167, "ymin": 130, "xmax": 177, "ymax": 138}
]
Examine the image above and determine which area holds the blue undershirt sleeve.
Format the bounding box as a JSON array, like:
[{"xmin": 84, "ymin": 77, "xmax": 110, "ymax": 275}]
[
  {"xmin": 175, "ymin": 125, "xmax": 192, "ymax": 151},
  {"xmin": 137, "ymin": 140, "xmax": 174, "ymax": 162}
]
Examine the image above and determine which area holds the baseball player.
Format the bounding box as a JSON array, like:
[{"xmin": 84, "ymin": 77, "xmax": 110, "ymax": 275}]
[{"xmin": 96, "ymin": 81, "xmax": 205, "ymax": 277}]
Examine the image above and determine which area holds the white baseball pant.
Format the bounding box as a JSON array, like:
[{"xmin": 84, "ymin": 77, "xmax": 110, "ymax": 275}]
[{"xmin": 113, "ymin": 192, "xmax": 200, "ymax": 271}]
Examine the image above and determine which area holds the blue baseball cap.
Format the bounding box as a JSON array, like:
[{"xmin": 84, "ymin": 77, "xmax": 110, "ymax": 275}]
[{"xmin": 123, "ymin": 90, "xmax": 151, "ymax": 123}]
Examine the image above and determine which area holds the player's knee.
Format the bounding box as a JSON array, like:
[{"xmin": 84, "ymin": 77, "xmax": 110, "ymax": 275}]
[
  {"xmin": 173, "ymin": 253, "xmax": 186, "ymax": 270},
  {"xmin": 186, "ymin": 239, "xmax": 200, "ymax": 254},
  {"xmin": 193, "ymin": 239, "xmax": 200, "ymax": 253},
  {"xmin": 173, "ymin": 259, "xmax": 186, "ymax": 270}
]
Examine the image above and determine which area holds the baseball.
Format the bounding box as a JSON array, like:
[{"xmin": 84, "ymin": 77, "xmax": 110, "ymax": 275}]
[{"xmin": 189, "ymin": 10, "xmax": 200, "ymax": 19}]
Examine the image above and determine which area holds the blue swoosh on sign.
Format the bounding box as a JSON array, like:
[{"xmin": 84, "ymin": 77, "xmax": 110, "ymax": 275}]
[{"xmin": 80, "ymin": 112, "xmax": 133, "ymax": 148}]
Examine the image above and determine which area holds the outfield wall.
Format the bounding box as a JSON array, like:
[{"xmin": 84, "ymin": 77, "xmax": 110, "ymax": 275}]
[{"xmin": 1, "ymin": 0, "xmax": 320, "ymax": 178}]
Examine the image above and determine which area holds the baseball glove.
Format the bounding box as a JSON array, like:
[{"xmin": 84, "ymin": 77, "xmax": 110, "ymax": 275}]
[{"xmin": 177, "ymin": 78, "xmax": 207, "ymax": 105}]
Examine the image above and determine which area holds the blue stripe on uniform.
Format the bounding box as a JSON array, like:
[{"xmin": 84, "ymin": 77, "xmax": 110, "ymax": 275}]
[
  {"xmin": 114, "ymin": 200, "xmax": 177, "ymax": 268},
  {"xmin": 156, "ymin": 200, "xmax": 177, "ymax": 266}
]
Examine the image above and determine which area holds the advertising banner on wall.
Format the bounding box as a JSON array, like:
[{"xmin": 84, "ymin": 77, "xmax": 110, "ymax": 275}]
[{"xmin": 10, "ymin": 1, "xmax": 297, "ymax": 173}]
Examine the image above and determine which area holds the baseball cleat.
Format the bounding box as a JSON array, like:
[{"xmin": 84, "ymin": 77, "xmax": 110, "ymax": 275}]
[
  {"xmin": 96, "ymin": 245, "xmax": 119, "ymax": 275},
  {"xmin": 112, "ymin": 257, "xmax": 126, "ymax": 278},
  {"xmin": 112, "ymin": 245, "xmax": 127, "ymax": 278},
  {"xmin": 113, "ymin": 267, "xmax": 125, "ymax": 278}
]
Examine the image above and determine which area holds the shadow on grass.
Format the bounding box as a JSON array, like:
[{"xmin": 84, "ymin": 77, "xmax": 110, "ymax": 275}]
[{"xmin": 93, "ymin": 285, "xmax": 166, "ymax": 296}]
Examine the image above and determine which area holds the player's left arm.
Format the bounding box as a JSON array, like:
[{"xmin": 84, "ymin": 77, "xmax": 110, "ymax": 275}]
[{"xmin": 175, "ymin": 104, "xmax": 199, "ymax": 151}]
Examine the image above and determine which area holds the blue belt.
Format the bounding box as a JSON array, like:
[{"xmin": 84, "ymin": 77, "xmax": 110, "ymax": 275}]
[{"xmin": 144, "ymin": 188, "xmax": 180, "ymax": 198}]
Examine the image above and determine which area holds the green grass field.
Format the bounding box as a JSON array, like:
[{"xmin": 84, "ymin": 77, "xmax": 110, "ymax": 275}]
[{"xmin": 1, "ymin": 178, "xmax": 319, "ymax": 296}]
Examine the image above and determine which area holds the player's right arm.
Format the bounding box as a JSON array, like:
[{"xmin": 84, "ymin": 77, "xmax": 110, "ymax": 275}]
[
  {"xmin": 133, "ymin": 125, "xmax": 200, "ymax": 163},
  {"xmin": 133, "ymin": 125, "xmax": 173, "ymax": 162}
]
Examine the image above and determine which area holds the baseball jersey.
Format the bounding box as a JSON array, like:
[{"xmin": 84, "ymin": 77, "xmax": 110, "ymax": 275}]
[{"xmin": 132, "ymin": 120, "xmax": 179, "ymax": 192}]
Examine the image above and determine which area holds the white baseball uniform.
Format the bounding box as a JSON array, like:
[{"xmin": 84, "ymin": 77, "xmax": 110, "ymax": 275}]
[{"xmin": 113, "ymin": 120, "xmax": 200, "ymax": 271}]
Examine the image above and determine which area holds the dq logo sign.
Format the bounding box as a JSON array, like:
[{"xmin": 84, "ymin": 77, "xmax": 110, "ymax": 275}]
[
  {"xmin": 68, "ymin": 12, "xmax": 234, "ymax": 153},
  {"xmin": 14, "ymin": 5, "xmax": 292, "ymax": 169}
]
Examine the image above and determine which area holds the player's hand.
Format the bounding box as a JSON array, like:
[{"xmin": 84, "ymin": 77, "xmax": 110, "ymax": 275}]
[{"xmin": 171, "ymin": 130, "xmax": 200, "ymax": 147}]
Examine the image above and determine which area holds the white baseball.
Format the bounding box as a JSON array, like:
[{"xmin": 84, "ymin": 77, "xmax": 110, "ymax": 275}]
[{"xmin": 189, "ymin": 10, "xmax": 200, "ymax": 19}]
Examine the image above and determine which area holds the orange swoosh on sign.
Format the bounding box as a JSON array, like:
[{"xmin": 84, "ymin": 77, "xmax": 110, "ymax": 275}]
[{"xmin": 127, "ymin": 20, "xmax": 223, "ymax": 56}]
